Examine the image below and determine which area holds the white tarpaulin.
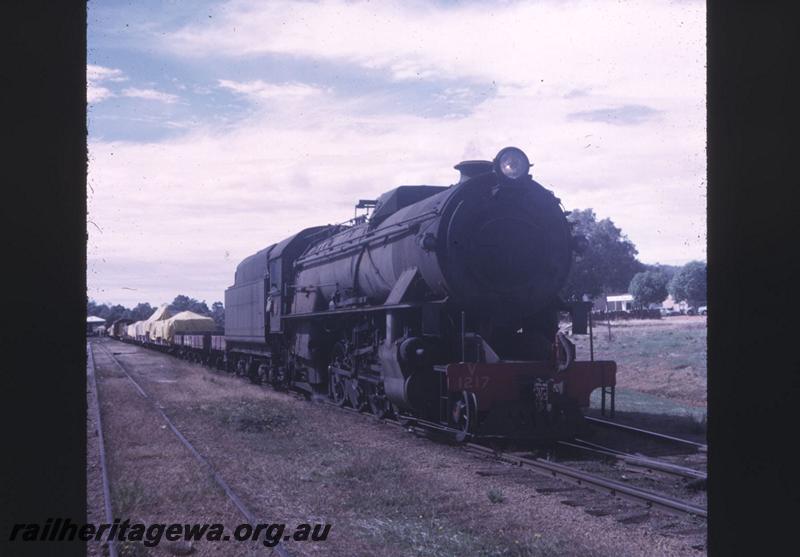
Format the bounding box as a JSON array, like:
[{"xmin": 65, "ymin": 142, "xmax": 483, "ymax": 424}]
[
  {"xmin": 151, "ymin": 310, "xmax": 216, "ymax": 342},
  {"xmin": 141, "ymin": 304, "xmax": 173, "ymax": 337}
]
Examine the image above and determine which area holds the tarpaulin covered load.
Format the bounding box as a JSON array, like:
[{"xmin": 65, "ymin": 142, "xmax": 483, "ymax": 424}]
[
  {"xmin": 127, "ymin": 322, "xmax": 140, "ymax": 337},
  {"xmin": 140, "ymin": 304, "xmax": 173, "ymax": 337},
  {"xmin": 134, "ymin": 321, "xmax": 148, "ymax": 336},
  {"xmin": 151, "ymin": 311, "xmax": 216, "ymax": 343},
  {"xmin": 149, "ymin": 319, "xmax": 167, "ymax": 340}
]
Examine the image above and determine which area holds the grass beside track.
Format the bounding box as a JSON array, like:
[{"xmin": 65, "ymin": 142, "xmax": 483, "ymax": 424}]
[{"xmin": 571, "ymin": 316, "xmax": 707, "ymax": 410}]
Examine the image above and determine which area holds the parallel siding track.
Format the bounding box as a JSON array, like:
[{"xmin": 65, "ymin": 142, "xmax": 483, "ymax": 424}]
[
  {"xmin": 89, "ymin": 339, "xmax": 292, "ymax": 557},
  {"xmin": 335, "ymin": 402, "xmax": 708, "ymax": 520},
  {"xmin": 585, "ymin": 416, "xmax": 707, "ymax": 453},
  {"xmin": 559, "ymin": 439, "xmax": 707, "ymax": 481},
  {"xmin": 87, "ymin": 342, "xmax": 119, "ymax": 557},
  {"xmin": 464, "ymin": 443, "xmax": 707, "ymax": 519}
]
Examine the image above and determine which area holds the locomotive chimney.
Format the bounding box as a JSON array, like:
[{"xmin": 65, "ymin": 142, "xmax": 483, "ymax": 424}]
[{"xmin": 454, "ymin": 160, "xmax": 492, "ymax": 183}]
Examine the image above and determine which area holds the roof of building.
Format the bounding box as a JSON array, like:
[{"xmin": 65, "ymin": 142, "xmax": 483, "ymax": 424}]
[
  {"xmin": 87, "ymin": 316, "xmax": 106, "ymax": 323},
  {"xmin": 606, "ymin": 294, "xmax": 634, "ymax": 302}
]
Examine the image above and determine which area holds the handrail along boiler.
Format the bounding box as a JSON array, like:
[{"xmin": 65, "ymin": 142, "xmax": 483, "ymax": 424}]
[{"xmin": 186, "ymin": 147, "xmax": 616, "ymax": 440}]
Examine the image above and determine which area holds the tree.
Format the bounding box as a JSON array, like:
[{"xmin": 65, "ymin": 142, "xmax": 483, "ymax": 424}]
[
  {"xmin": 645, "ymin": 263, "xmax": 680, "ymax": 284},
  {"xmin": 87, "ymin": 300, "xmax": 115, "ymax": 321},
  {"xmin": 87, "ymin": 299, "xmax": 103, "ymax": 317},
  {"xmin": 104, "ymin": 304, "xmax": 127, "ymax": 323},
  {"xmin": 169, "ymin": 294, "xmax": 211, "ymax": 316},
  {"xmin": 130, "ymin": 302, "xmax": 155, "ymax": 321},
  {"xmin": 561, "ymin": 209, "xmax": 645, "ymax": 300},
  {"xmin": 87, "ymin": 299, "xmax": 141, "ymax": 323},
  {"xmin": 668, "ymin": 261, "xmax": 707, "ymax": 306},
  {"xmin": 629, "ymin": 270, "xmax": 670, "ymax": 308},
  {"xmin": 211, "ymin": 301, "xmax": 225, "ymax": 329}
]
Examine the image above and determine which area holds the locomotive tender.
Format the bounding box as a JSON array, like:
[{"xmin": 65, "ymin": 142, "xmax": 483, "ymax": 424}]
[{"xmin": 219, "ymin": 147, "xmax": 616, "ymax": 440}]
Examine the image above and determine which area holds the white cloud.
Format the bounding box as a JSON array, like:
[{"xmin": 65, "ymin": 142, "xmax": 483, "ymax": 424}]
[
  {"xmin": 88, "ymin": 76, "xmax": 705, "ymax": 304},
  {"xmin": 165, "ymin": 0, "xmax": 704, "ymax": 99},
  {"xmin": 87, "ymin": 64, "xmax": 127, "ymax": 103},
  {"xmin": 88, "ymin": 0, "xmax": 706, "ymax": 305},
  {"xmin": 87, "ymin": 65, "xmax": 127, "ymax": 82},
  {"xmin": 218, "ymin": 79, "xmax": 325, "ymax": 101},
  {"xmin": 121, "ymin": 87, "xmax": 180, "ymax": 103},
  {"xmin": 88, "ymin": 85, "xmax": 114, "ymax": 103}
]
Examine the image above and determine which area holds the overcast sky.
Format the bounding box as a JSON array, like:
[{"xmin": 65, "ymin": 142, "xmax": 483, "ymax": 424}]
[{"xmin": 88, "ymin": 0, "xmax": 706, "ymax": 308}]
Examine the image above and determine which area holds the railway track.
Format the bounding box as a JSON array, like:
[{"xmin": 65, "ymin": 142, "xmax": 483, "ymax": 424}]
[
  {"xmin": 332, "ymin": 403, "xmax": 708, "ymax": 520},
  {"xmin": 559, "ymin": 439, "xmax": 707, "ymax": 481},
  {"xmin": 585, "ymin": 415, "xmax": 707, "ymax": 453},
  {"xmin": 108, "ymin": 338, "xmax": 707, "ymax": 524},
  {"xmin": 87, "ymin": 342, "xmax": 119, "ymax": 557},
  {"xmin": 463, "ymin": 443, "xmax": 707, "ymax": 519},
  {"xmin": 89, "ymin": 339, "xmax": 292, "ymax": 557}
]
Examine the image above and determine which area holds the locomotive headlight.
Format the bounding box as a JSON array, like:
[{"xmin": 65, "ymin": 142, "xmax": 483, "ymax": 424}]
[{"xmin": 494, "ymin": 147, "xmax": 530, "ymax": 181}]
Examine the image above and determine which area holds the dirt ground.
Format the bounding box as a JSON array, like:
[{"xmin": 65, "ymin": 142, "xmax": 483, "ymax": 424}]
[
  {"xmin": 89, "ymin": 338, "xmax": 704, "ymax": 556},
  {"xmin": 571, "ymin": 316, "xmax": 707, "ymax": 408}
]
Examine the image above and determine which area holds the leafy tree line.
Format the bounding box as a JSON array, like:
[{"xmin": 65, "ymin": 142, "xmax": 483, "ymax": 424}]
[
  {"xmin": 87, "ymin": 296, "xmax": 224, "ymax": 328},
  {"xmin": 561, "ymin": 208, "xmax": 645, "ymax": 300},
  {"xmin": 87, "ymin": 301, "xmax": 156, "ymax": 324},
  {"xmin": 628, "ymin": 261, "xmax": 706, "ymax": 308},
  {"xmin": 666, "ymin": 260, "xmax": 707, "ymax": 306},
  {"xmin": 560, "ymin": 208, "xmax": 706, "ymax": 308}
]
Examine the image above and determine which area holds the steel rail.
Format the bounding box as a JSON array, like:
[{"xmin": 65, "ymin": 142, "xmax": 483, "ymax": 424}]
[
  {"xmin": 328, "ymin": 403, "xmax": 706, "ymax": 519},
  {"xmin": 559, "ymin": 439, "xmax": 707, "ymax": 481},
  {"xmin": 465, "ymin": 443, "xmax": 707, "ymax": 519},
  {"xmin": 94, "ymin": 341, "xmax": 291, "ymax": 557},
  {"xmin": 585, "ymin": 416, "xmax": 708, "ymax": 453},
  {"xmin": 117, "ymin": 338, "xmax": 706, "ymax": 521},
  {"xmin": 87, "ymin": 341, "xmax": 119, "ymax": 557}
]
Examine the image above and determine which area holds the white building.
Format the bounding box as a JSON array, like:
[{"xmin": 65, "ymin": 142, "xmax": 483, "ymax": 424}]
[
  {"xmin": 86, "ymin": 315, "xmax": 106, "ymax": 334},
  {"xmin": 660, "ymin": 294, "xmax": 689, "ymax": 312},
  {"xmin": 605, "ymin": 294, "xmax": 634, "ymax": 312}
]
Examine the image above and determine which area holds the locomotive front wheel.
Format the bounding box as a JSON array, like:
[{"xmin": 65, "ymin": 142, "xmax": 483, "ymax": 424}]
[
  {"xmin": 330, "ymin": 373, "xmax": 348, "ymax": 407},
  {"xmin": 452, "ymin": 391, "xmax": 477, "ymax": 442},
  {"xmin": 235, "ymin": 359, "xmax": 247, "ymax": 377},
  {"xmin": 247, "ymin": 363, "xmax": 261, "ymax": 385},
  {"xmin": 369, "ymin": 392, "xmax": 390, "ymax": 419},
  {"xmin": 349, "ymin": 382, "xmax": 369, "ymax": 412}
]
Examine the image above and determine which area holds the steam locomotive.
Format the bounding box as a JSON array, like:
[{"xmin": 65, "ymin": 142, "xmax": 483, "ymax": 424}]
[
  {"xmin": 117, "ymin": 147, "xmax": 616, "ymax": 441},
  {"xmin": 219, "ymin": 147, "xmax": 616, "ymax": 440}
]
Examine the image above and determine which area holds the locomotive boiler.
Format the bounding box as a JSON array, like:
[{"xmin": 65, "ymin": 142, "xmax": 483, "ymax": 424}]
[{"xmin": 223, "ymin": 147, "xmax": 615, "ymax": 440}]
